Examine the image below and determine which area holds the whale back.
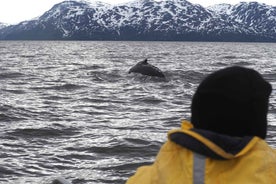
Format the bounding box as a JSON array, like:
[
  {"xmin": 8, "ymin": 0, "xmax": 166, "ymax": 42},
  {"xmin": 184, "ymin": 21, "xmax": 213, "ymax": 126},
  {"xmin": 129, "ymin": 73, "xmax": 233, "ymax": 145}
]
[{"xmin": 129, "ymin": 59, "xmax": 165, "ymax": 78}]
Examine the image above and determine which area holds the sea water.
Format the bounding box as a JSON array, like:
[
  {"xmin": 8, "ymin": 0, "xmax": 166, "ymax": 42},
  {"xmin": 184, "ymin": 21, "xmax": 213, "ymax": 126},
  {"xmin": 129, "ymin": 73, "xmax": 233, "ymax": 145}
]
[{"xmin": 0, "ymin": 41, "xmax": 276, "ymax": 183}]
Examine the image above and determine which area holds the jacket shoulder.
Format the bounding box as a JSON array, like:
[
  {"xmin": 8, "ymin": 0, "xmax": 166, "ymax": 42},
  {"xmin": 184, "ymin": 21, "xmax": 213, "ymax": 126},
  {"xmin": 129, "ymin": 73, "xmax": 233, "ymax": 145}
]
[{"xmin": 126, "ymin": 140, "xmax": 193, "ymax": 184}]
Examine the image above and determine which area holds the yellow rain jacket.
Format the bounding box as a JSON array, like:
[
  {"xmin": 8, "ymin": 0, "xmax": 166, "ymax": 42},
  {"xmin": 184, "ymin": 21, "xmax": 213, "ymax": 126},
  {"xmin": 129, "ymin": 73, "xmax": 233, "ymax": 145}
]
[{"xmin": 126, "ymin": 121, "xmax": 276, "ymax": 184}]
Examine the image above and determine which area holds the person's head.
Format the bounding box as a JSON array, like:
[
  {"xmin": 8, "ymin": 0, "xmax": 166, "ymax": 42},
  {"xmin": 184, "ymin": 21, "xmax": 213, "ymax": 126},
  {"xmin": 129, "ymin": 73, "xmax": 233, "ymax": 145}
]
[{"xmin": 191, "ymin": 66, "xmax": 272, "ymax": 139}]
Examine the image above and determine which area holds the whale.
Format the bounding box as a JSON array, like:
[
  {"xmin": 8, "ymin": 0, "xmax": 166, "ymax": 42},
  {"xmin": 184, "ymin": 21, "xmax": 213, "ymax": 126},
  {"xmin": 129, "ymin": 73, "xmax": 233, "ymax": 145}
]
[{"xmin": 128, "ymin": 59, "xmax": 165, "ymax": 78}]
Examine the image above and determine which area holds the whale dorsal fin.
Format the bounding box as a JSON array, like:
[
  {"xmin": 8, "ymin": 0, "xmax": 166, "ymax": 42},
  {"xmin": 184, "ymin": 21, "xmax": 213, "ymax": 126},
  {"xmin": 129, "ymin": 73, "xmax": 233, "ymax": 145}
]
[{"xmin": 142, "ymin": 59, "xmax": 148, "ymax": 64}]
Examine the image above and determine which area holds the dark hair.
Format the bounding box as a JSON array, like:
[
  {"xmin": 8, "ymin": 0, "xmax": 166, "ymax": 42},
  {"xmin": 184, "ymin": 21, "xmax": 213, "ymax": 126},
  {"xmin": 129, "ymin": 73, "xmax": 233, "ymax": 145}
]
[{"xmin": 191, "ymin": 66, "xmax": 272, "ymax": 139}]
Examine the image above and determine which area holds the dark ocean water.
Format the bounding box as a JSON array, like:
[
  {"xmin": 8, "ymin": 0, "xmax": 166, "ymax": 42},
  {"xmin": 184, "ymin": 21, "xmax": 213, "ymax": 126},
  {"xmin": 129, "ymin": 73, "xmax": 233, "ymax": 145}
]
[{"xmin": 0, "ymin": 41, "xmax": 276, "ymax": 184}]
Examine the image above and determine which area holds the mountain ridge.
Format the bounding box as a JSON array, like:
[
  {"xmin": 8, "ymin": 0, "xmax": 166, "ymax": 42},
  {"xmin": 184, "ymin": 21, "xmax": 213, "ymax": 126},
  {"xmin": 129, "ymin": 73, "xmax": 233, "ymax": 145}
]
[{"xmin": 0, "ymin": 0, "xmax": 275, "ymax": 42}]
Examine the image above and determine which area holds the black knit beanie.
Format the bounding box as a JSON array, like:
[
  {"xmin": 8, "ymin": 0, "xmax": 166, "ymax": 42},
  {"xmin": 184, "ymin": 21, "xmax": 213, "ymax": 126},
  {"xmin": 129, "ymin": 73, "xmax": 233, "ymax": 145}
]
[{"xmin": 191, "ymin": 66, "xmax": 272, "ymax": 139}]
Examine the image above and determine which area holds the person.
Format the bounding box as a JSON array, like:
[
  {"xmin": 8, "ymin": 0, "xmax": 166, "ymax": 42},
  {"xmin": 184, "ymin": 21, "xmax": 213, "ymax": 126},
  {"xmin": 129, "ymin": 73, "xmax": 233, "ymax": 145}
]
[{"xmin": 126, "ymin": 66, "xmax": 276, "ymax": 184}]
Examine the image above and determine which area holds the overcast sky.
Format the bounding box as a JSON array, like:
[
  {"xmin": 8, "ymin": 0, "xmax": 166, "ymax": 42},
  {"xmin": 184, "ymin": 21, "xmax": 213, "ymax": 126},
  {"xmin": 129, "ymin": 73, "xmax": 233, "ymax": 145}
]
[{"xmin": 0, "ymin": 0, "xmax": 275, "ymax": 24}]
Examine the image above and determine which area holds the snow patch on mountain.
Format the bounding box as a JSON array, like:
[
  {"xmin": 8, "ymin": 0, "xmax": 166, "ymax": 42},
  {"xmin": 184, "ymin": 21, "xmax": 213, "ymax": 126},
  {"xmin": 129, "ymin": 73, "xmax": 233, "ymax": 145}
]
[
  {"xmin": 207, "ymin": 3, "xmax": 232, "ymax": 15},
  {"xmin": 0, "ymin": 23, "xmax": 8, "ymax": 29},
  {"xmin": 78, "ymin": 0, "xmax": 112, "ymax": 8}
]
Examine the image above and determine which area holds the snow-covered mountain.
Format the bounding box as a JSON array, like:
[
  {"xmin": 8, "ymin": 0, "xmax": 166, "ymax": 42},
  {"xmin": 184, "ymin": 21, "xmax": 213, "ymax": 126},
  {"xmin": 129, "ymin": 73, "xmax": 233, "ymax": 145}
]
[
  {"xmin": 0, "ymin": 22, "xmax": 8, "ymax": 29},
  {"xmin": 206, "ymin": 2, "xmax": 276, "ymax": 41},
  {"xmin": 0, "ymin": 0, "xmax": 275, "ymax": 41}
]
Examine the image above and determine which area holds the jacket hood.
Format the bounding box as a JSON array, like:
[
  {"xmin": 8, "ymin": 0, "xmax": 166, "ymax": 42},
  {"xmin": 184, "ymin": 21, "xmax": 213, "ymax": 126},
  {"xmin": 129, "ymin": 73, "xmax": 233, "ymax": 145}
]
[{"xmin": 169, "ymin": 121, "xmax": 260, "ymax": 160}]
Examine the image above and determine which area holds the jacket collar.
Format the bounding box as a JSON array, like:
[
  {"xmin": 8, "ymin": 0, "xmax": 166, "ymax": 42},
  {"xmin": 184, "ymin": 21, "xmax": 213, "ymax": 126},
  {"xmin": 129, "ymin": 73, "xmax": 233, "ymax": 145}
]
[{"xmin": 169, "ymin": 121, "xmax": 260, "ymax": 160}]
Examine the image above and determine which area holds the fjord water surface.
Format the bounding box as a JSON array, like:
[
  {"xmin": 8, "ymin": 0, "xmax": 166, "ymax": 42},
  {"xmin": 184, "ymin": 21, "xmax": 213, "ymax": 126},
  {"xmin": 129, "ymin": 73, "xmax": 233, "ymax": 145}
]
[{"xmin": 0, "ymin": 41, "xmax": 276, "ymax": 183}]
